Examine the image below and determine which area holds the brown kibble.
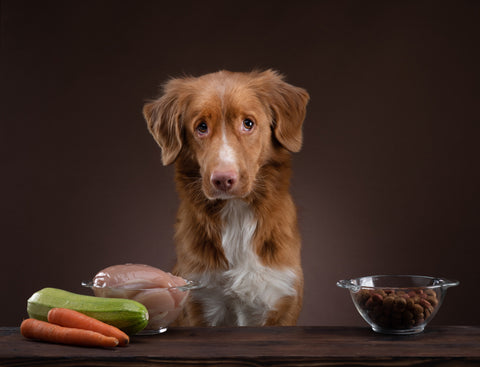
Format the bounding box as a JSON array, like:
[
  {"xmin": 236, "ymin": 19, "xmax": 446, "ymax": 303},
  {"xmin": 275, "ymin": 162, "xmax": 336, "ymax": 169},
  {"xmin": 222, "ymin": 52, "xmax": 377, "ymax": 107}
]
[
  {"xmin": 391, "ymin": 311, "xmax": 403, "ymax": 320},
  {"xmin": 413, "ymin": 295, "xmax": 421, "ymax": 304},
  {"xmin": 415, "ymin": 318, "xmax": 425, "ymax": 326},
  {"xmin": 371, "ymin": 292, "xmax": 384, "ymax": 303},
  {"xmin": 426, "ymin": 296, "xmax": 438, "ymax": 307},
  {"xmin": 406, "ymin": 298, "xmax": 415, "ymax": 310},
  {"xmin": 413, "ymin": 304, "xmax": 424, "ymax": 315},
  {"xmin": 393, "ymin": 296, "xmax": 407, "ymax": 312},
  {"xmin": 403, "ymin": 310, "xmax": 414, "ymax": 321},
  {"xmin": 420, "ymin": 299, "xmax": 433, "ymax": 309},
  {"xmin": 357, "ymin": 290, "xmax": 370, "ymax": 305},
  {"xmin": 377, "ymin": 289, "xmax": 387, "ymax": 298},
  {"xmin": 402, "ymin": 315, "xmax": 415, "ymax": 327},
  {"xmin": 383, "ymin": 296, "xmax": 395, "ymax": 310},
  {"xmin": 425, "ymin": 289, "xmax": 436, "ymax": 297},
  {"xmin": 365, "ymin": 296, "xmax": 375, "ymax": 310}
]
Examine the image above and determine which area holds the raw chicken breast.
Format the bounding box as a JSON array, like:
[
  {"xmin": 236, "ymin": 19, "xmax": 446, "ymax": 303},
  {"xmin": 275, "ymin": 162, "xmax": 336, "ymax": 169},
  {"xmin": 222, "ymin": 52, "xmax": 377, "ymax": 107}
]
[
  {"xmin": 92, "ymin": 263, "xmax": 186, "ymax": 289},
  {"xmin": 133, "ymin": 289, "xmax": 182, "ymax": 329},
  {"xmin": 91, "ymin": 264, "xmax": 189, "ymax": 331}
]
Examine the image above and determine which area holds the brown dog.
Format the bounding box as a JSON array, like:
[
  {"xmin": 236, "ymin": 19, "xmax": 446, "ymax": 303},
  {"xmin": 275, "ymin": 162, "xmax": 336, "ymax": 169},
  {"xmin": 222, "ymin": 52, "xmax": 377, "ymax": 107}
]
[{"xmin": 143, "ymin": 70, "xmax": 309, "ymax": 326}]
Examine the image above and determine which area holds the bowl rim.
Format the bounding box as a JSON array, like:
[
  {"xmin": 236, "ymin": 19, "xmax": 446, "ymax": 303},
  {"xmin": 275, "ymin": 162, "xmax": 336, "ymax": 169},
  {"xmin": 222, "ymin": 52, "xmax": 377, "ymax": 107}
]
[
  {"xmin": 81, "ymin": 279, "xmax": 201, "ymax": 292},
  {"xmin": 337, "ymin": 274, "xmax": 459, "ymax": 292}
]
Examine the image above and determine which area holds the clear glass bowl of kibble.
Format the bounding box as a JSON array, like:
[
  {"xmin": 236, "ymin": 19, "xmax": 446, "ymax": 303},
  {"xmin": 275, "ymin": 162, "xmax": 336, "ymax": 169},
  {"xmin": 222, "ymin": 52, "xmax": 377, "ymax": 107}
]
[{"xmin": 337, "ymin": 275, "xmax": 459, "ymax": 335}]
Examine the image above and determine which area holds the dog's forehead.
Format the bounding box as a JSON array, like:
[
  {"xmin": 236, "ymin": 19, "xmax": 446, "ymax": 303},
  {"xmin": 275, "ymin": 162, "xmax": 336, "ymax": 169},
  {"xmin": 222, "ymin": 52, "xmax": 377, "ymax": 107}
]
[{"xmin": 187, "ymin": 80, "xmax": 265, "ymax": 120}]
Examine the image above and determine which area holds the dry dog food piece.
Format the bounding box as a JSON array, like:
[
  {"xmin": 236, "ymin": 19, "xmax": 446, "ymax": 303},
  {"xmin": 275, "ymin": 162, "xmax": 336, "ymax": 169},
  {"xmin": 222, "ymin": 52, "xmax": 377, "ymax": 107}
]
[{"xmin": 355, "ymin": 288, "xmax": 439, "ymax": 330}]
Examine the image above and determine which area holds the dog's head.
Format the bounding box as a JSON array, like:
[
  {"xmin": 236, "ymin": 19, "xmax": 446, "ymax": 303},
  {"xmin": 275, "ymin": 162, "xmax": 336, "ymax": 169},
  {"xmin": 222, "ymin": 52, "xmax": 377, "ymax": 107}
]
[{"xmin": 143, "ymin": 70, "xmax": 309, "ymax": 200}]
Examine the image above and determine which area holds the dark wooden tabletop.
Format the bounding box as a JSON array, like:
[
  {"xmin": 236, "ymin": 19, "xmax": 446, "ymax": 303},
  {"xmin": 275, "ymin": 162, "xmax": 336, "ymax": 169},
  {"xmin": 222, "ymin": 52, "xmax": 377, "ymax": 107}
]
[{"xmin": 1, "ymin": 326, "xmax": 479, "ymax": 366}]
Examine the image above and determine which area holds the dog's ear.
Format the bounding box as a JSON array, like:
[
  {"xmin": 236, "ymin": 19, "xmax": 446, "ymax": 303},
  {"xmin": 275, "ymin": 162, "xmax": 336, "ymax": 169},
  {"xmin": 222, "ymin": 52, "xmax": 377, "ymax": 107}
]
[
  {"xmin": 143, "ymin": 80, "xmax": 186, "ymax": 165},
  {"xmin": 255, "ymin": 70, "xmax": 309, "ymax": 152}
]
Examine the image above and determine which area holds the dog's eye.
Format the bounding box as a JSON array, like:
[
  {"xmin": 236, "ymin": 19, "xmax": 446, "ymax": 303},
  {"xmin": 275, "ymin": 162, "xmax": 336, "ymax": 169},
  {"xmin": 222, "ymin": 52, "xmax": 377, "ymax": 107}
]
[
  {"xmin": 196, "ymin": 121, "xmax": 208, "ymax": 135},
  {"xmin": 243, "ymin": 119, "xmax": 254, "ymax": 131}
]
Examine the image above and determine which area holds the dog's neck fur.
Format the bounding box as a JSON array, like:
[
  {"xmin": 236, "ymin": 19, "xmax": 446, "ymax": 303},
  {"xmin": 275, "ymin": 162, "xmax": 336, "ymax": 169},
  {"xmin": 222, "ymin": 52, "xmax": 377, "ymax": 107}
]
[
  {"xmin": 220, "ymin": 199, "xmax": 257, "ymax": 268},
  {"xmin": 190, "ymin": 198, "xmax": 297, "ymax": 326}
]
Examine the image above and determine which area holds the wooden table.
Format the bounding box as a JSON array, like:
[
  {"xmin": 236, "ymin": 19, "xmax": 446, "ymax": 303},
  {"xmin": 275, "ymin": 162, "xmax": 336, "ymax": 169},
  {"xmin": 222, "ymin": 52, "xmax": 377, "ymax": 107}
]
[{"xmin": 1, "ymin": 326, "xmax": 479, "ymax": 366}]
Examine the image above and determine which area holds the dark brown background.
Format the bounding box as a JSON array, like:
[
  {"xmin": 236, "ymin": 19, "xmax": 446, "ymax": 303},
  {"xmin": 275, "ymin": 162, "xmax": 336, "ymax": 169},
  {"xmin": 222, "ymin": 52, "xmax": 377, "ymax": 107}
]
[{"xmin": 1, "ymin": 0, "xmax": 479, "ymax": 327}]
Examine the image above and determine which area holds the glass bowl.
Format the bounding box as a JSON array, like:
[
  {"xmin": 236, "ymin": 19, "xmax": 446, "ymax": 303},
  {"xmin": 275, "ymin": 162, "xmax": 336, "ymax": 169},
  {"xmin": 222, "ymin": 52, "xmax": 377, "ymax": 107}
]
[
  {"xmin": 82, "ymin": 280, "xmax": 198, "ymax": 334},
  {"xmin": 337, "ymin": 275, "xmax": 459, "ymax": 335}
]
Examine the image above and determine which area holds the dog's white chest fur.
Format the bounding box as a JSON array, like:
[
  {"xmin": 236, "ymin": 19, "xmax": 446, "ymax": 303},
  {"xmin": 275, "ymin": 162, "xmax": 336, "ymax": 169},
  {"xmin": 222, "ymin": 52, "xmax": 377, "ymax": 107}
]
[{"xmin": 191, "ymin": 199, "xmax": 297, "ymax": 326}]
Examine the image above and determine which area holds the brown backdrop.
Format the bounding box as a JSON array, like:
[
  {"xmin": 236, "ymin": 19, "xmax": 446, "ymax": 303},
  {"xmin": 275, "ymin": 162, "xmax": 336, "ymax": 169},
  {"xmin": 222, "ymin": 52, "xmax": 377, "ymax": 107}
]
[{"xmin": 1, "ymin": 0, "xmax": 479, "ymax": 327}]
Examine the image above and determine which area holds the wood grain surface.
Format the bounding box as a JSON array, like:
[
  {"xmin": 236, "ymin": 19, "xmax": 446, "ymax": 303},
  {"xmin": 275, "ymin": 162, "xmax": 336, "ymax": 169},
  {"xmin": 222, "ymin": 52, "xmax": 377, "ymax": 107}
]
[{"xmin": 1, "ymin": 326, "xmax": 479, "ymax": 366}]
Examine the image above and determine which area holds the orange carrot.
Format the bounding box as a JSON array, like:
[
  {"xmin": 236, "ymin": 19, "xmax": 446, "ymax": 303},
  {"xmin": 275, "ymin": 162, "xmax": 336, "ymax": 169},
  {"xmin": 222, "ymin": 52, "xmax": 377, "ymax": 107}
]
[
  {"xmin": 47, "ymin": 308, "xmax": 129, "ymax": 346},
  {"xmin": 20, "ymin": 318, "xmax": 119, "ymax": 348}
]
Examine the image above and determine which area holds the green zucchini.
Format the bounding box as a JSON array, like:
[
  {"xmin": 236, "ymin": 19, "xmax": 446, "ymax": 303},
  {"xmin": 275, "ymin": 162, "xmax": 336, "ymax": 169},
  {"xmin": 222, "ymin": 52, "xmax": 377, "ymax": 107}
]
[{"xmin": 27, "ymin": 287, "xmax": 149, "ymax": 335}]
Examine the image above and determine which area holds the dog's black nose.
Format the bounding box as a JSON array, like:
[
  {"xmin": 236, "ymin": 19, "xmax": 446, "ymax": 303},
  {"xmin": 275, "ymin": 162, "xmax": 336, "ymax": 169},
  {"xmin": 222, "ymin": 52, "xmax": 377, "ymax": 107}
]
[{"xmin": 211, "ymin": 170, "xmax": 238, "ymax": 192}]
